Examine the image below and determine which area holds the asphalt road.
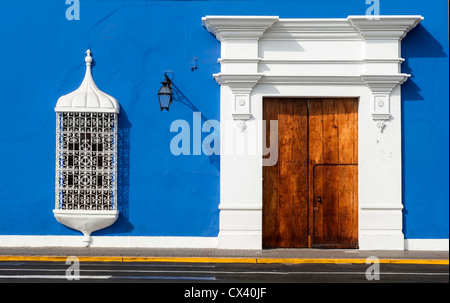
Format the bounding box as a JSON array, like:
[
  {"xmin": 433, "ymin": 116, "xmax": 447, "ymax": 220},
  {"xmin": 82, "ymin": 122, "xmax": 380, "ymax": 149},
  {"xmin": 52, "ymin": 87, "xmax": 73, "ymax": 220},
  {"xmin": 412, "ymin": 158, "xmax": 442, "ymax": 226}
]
[{"xmin": 0, "ymin": 260, "xmax": 447, "ymax": 284}]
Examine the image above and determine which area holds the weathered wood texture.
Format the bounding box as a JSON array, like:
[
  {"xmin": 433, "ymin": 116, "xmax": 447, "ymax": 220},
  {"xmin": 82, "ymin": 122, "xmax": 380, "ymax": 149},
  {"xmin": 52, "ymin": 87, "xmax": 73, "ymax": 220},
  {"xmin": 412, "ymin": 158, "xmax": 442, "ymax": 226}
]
[{"xmin": 263, "ymin": 98, "xmax": 358, "ymax": 248}]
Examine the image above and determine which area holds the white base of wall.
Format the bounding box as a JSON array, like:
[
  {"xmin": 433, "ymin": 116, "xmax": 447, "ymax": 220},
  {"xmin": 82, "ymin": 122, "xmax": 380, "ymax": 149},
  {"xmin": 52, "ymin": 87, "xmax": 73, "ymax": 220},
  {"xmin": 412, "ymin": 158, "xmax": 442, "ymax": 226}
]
[
  {"xmin": 404, "ymin": 239, "xmax": 449, "ymax": 251},
  {"xmin": 217, "ymin": 231, "xmax": 261, "ymax": 250},
  {"xmin": 0, "ymin": 236, "xmax": 218, "ymax": 249},
  {"xmin": 359, "ymin": 231, "xmax": 405, "ymax": 250},
  {"xmin": 1, "ymin": 236, "xmax": 448, "ymax": 251}
]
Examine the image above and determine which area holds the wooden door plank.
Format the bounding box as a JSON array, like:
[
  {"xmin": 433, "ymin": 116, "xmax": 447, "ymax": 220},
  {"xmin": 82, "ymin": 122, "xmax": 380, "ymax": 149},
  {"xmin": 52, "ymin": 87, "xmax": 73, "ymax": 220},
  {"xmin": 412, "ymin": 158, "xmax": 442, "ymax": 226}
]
[
  {"xmin": 322, "ymin": 166, "xmax": 339, "ymax": 245},
  {"xmin": 322, "ymin": 99, "xmax": 339, "ymax": 245},
  {"xmin": 278, "ymin": 99, "xmax": 295, "ymax": 247},
  {"xmin": 322, "ymin": 99, "xmax": 339, "ymax": 164},
  {"xmin": 336, "ymin": 99, "xmax": 356, "ymax": 246},
  {"xmin": 339, "ymin": 99, "xmax": 358, "ymax": 247},
  {"xmin": 308, "ymin": 99, "xmax": 324, "ymax": 246},
  {"xmin": 308, "ymin": 99, "xmax": 324, "ymax": 165},
  {"xmin": 313, "ymin": 165, "xmax": 324, "ymax": 245},
  {"xmin": 291, "ymin": 99, "xmax": 309, "ymax": 248},
  {"xmin": 352, "ymin": 99, "xmax": 359, "ymax": 246},
  {"xmin": 352, "ymin": 164, "xmax": 359, "ymax": 245},
  {"xmin": 338, "ymin": 99, "xmax": 354, "ymax": 164},
  {"xmin": 262, "ymin": 98, "xmax": 280, "ymax": 247},
  {"xmin": 352, "ymin": 99, "xmax": 358, "ymax": 165},
  {"xmin": 338, "ymin": 165, "xmax": 354, "ymax": 245}
]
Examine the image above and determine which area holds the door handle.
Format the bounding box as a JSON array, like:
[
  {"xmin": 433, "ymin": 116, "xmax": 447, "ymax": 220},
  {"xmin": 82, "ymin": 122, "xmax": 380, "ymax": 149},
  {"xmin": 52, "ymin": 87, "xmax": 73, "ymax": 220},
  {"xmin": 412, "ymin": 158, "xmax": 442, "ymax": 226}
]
[{"xmin": 317, "ymin": 195, "xmax": 322, "ymax": 204}]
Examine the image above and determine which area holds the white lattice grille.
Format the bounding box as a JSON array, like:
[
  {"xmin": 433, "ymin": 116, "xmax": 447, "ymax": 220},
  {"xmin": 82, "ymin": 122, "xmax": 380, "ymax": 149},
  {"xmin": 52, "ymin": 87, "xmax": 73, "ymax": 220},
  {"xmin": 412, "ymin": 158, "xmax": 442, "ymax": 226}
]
[{"xmin": 56, "ymin": 112, "xmax": 118, "ymax": 211}]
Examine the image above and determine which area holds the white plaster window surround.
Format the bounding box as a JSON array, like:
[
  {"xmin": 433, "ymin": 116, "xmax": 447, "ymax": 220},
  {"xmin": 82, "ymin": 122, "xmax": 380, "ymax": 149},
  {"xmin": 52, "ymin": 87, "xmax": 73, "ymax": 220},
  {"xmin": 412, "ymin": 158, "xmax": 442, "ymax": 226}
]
[
  {"xmin": 54, "ymin": 50, "xmax": 120, "ymax": 247},
  {"xmin": 202, "ymin": 15, "xmax": 423, "ymax": 250}
]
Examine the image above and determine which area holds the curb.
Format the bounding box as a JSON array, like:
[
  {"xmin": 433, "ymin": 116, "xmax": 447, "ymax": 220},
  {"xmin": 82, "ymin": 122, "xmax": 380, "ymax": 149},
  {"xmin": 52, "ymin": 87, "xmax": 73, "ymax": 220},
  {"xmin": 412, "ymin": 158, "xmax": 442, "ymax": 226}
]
[{"xmin": 0, "ymin": 255, "xmax": 448, "ymax": 265}]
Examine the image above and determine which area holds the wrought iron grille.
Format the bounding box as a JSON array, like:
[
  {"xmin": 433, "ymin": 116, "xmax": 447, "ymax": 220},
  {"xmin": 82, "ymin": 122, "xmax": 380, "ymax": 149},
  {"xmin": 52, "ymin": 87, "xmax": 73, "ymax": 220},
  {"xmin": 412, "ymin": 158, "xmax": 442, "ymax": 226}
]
[{"xmin": 56, "ymin": 112, "xmax": 118, "ymax": 211}]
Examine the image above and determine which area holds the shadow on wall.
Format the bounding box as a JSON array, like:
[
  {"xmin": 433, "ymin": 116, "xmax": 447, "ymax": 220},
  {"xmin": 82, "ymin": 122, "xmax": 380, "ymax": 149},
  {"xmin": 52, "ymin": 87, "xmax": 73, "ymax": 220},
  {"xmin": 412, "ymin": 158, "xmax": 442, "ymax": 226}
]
[
  {"xmin": 95, "ymin": 107, "xmax": 134, "ymax": 236},
  {"xmin": 401, "ymin": 24, "xmax": 447, "ymax": 102},
  {"xmin": 171, "ymin": 79, "xmax": 220, "ymax": 172},
  {"xmin": 401, "ymin": 23, "xmax": 448, "ymax": 237}
]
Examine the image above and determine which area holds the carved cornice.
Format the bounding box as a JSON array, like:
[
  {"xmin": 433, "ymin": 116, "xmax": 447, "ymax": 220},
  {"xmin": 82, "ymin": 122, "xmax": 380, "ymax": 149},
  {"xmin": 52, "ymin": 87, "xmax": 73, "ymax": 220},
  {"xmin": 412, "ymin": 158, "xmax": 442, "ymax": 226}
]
[
  {"xmin": 361, "ymin": 74, "xmax": 410, "ymax": 93},
  {"xmin": 203, "ymin": 15, "xmax": 423, "ymax": 41},
  {"xmin": 202, "ymin": 16, "xmax": 279, "ymax": 41},
  {"xmin": 348, "ymin": 15, "xmax": 424, "ymax": 40},
  {"xmin": 213, "ymin": 73, "xmax": 263, "ymax": 94}
]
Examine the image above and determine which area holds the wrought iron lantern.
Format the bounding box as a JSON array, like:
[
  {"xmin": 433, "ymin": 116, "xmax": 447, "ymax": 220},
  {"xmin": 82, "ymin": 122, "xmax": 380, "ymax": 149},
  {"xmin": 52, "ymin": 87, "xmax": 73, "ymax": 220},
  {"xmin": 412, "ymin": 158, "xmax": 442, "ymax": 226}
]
[{"xmin": 158, "ymin": 74, "xmax": 173, "ymax": 111}]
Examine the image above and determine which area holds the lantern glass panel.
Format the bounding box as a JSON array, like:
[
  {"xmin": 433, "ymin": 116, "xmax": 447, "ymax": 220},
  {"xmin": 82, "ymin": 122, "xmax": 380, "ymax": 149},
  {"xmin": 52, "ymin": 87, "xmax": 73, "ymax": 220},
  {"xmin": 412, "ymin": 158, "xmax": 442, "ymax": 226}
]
[
  {"xmin": 158, "ymin": 82, "xmax": 172, "ymax": 110},
  {"xmin": 159, "ymin": 94, "xmax": 171, "ymax": 109}
]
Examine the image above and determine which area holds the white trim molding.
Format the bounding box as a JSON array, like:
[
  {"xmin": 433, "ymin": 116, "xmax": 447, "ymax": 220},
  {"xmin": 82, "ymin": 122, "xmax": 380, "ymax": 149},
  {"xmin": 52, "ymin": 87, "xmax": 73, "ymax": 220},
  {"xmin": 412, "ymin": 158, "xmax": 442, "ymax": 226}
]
[{"xmin": 203, "ymin": 15, "xmax": 424, "ymax": 250}]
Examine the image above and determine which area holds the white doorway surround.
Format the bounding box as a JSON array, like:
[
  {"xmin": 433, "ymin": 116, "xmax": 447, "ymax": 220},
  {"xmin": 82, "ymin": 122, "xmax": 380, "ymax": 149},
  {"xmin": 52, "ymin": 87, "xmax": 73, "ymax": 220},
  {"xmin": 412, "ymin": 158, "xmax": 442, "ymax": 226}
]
[{"xmin": 202, "ymin": 15, "xmax": 424, "ymax": 250}]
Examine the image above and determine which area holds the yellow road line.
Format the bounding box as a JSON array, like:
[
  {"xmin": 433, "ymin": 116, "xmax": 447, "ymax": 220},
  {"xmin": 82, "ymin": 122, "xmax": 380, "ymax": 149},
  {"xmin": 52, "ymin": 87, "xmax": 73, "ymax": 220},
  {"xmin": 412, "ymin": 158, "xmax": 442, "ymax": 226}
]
[
  {"xmin": 255, "ymin": 258, "xmax": 449, "ymax": 265},
  {"xmin": 0, "ymin": 256, "xmax": 122, "ymax": 262},
  {"xmin": 387, "ymin": 259, "xmax": 449, "ymax": 265},
  {"xmin": 0, "ymin": 255, "xmax": 448, "ymax": 265},
  {"xmin": 121, "ymin": 256, "xmax": 256, "ymax": 263}
]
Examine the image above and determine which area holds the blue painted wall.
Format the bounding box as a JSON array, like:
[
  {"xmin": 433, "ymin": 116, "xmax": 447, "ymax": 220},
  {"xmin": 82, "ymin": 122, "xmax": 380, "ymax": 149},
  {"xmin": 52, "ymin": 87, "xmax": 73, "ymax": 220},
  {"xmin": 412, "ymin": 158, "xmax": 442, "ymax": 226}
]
[{"xmin": 0, "ymin": 0, "xmax": 447, "ymax": 239}]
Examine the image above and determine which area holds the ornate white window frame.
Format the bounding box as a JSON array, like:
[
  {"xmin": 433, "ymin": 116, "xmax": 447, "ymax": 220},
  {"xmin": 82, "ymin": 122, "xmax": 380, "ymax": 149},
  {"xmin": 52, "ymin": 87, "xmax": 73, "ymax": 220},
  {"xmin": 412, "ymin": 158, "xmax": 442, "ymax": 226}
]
[
  {"xmin": 54, "ymin": 50, "xmax": 120, "ymax": 247},
  {"xmin": 203, "ymin": 15, "xmax": 423, "ymax": 250}
]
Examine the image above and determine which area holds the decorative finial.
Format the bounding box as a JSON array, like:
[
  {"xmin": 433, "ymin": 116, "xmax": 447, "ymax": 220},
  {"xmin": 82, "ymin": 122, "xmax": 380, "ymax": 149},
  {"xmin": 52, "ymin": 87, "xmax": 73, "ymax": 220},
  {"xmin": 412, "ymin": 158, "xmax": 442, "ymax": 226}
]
[{"xmin": 85, "ymin": 49, "xmax": 93, "ymax": 65}]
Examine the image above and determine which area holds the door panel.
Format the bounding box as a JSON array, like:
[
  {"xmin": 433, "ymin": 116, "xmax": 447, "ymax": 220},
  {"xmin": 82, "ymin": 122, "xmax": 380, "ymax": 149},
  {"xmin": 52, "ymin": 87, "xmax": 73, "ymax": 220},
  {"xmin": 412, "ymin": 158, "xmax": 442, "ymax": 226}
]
[
  {"xmin": 263, "ymin": 98, "xmax": 308, "ymax": 248},
  {"xmin": 312, "ymin": 165, "xmax": 358, "ymax": 248},
  {"xmin": 308, "ymin": 98, "xmax": 358, "ymax": 248}
]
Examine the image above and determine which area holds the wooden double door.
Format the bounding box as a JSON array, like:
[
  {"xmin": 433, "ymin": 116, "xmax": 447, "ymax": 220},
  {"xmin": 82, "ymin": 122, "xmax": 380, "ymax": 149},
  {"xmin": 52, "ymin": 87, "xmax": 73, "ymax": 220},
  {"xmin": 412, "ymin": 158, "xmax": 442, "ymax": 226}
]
[{"xmin": 263, "ymin": 98, "xmax": 358, "ymax": 248}]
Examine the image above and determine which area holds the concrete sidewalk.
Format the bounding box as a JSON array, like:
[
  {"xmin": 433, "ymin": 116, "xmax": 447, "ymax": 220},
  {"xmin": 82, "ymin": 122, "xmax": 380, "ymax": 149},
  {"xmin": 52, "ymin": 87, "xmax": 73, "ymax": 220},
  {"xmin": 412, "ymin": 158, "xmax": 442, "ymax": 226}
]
[{"xmin": 0, "ymin": 247, "xmax": 448, "ymax": 264}]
